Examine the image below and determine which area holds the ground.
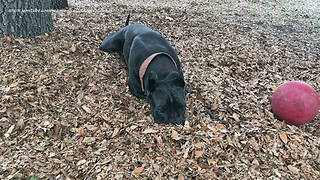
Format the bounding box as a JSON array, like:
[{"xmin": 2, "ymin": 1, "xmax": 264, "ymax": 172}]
[{"xmin": 0, "ymin": 0, "xmax": 319, "ymax": 179}]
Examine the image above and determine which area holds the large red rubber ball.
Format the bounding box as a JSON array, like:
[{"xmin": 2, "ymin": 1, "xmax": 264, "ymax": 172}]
[{"xmin": 269, "ymin": 81, "xmax": 320, "ymax": 126}]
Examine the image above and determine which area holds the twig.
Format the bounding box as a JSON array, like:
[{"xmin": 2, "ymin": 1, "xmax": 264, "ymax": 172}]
[
  {"xmin": 216, "ymin": 163, "xmax": 247, "ymax": 168},
  {"xmin": 66, "ymin": 87, "xmax": 76, "ymax": 97},
  {"xmin": 18, "ymin": 57, "xmax": 45, "ymax": 67},
  {"xmin": 97, "ymin": 70, "xmax": 109, "ymax": 76},
  {"xmin": 76, "ymin": 107, "xmax": 83, "ymax": 114},
  {"xmin": 84, "ymin": 159, "xmax": 101, "ymax": 180},
  {"xmin": 18, "ymin": 132, "xmax": 29, "ymax": 144},
  {"xmin": 61, "ymin": 169, "xmax": 69, "ymax": 179}
]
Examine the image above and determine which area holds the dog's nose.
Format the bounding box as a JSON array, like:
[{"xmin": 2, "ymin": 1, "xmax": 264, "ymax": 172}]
[{"xmin": 173, "ymin": 118, "xmax": 185, "ymax": 125}]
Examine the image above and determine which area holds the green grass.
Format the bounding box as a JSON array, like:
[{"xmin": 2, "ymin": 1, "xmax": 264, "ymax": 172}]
[{"xmin": 30, "ymin": 175, "xmax": 38, "ymax": 180}]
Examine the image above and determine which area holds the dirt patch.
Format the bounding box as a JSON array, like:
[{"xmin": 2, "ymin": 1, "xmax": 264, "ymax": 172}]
[{"xmin": 0, "ymin": 0, "xmax": 319, "ymax": 179}]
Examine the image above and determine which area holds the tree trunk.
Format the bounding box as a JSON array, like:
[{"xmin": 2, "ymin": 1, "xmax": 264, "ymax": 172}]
[
  {"xmin": 52, "ymin": 0, "xmax": 68, "ymax": 10},
  {"xmin": 0, "ymin": 0, "xmax": 54, "ymax": 38}
]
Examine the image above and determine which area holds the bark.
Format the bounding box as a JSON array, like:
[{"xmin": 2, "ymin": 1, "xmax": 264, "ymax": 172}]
[
  {"xmin": 52, "ymin": 0, "xmax": 68, "ymax": 10},
  {"xmin": 0, "ymin": 0, "xmax": 54, "ymax": 38}
]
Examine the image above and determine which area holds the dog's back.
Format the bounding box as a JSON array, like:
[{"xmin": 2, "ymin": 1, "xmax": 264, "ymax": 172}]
[{"xmin": 100, "ymin": 23, "xmax": 178, "ymax": 66}]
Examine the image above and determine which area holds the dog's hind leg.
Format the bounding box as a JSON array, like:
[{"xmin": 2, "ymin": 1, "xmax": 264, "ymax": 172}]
[
  {"xmin": 100, "ymin": 29, "xmax": 126, "ymax": 54},
  {"xmin": 100, "ymin": 15, "xmax": 130, "ymax": 54}
]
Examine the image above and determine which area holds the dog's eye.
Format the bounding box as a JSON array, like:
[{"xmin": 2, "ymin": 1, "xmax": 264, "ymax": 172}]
[{"xmin": 159, "ymin": 108, "xmax": 165, "ymax": 114}]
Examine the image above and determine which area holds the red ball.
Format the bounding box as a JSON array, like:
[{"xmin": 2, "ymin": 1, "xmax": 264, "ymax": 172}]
[{"xmin": 269, "ymin": 81, "xmax": 320, "ymax": 126}]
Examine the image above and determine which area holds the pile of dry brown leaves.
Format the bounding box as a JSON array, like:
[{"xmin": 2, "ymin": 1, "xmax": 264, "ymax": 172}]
[{"xmin": 1, "ymin": 0, "xmax": 319, "ymax": 179}]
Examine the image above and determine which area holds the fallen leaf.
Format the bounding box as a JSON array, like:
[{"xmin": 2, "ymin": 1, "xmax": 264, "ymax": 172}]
[
  {"xmin": 214, "ymin": 137, "xmax": 223, "ymax": 141},
  {"xmin": 232, "ymin": 113, "xmax": 239, "ymax": 121},
  {"xmin": 52, "ymin": 169, "xmax": 61, "ymax": 175},
  {"xmin": 178, "ymin": 174, "xmax": 185, "ymax": 180},
  {"xmin": 207, "ymin": 158, "xmax": 216, "ymax": 166},
  {"xmin": 214, "ymin": 166, "xmax": 219, "ymax": 172},
  {"xmin": 288, "ymin": 165, "xmax": 299, "ymax": 174},
  {"xmin": 101, "ymin": 114, "xmax": 112, "ymax": 122},
  {"xmin": 171, "ymin": 129, "xmax": 179, "ymax": 140},
  {"xmin": 9, "ymin": 82, "xmax": 19, "ymax": 88},
  {"xmin": 52, "ymin": 158, "xmax": 63, "ymax": 164},
  {"xmin": 113, "ymin": 155, "xmax": 123, "ymax": 162},
  {"xmin": 221, "ymin": 43, "xmax": 225, "ymax": 50},
  {"xmin": 111, "ymin": 128, "xmax": 120, "ymax": 138},
  {"xmin": 53, "ymin": 52, "xmax": 60, "ymax": 60},
  {"xmin": 132, "ymin": 167, "xmax": 143, "ymax": 175},
  {"xmin": 53, "ymin": 123, "xmax": 61, "ymax": 139},
  {"xmin": 4, "ymin": 125, "xmax": 15, "ymax": 138},
  {"xmin": 59, "ymin": 99, "xmax": 66, "ymax": 104},
  {"xmin": 226, "ymin": 167, "xmax": 231, "ymax": 173},
  {"xmin": 0, "ymin": 106, "xmax": 6, "ymax": 113},
  {"xmin": 82, "ymin": 105, "xmax": 91, "ymax": 114},
  {"xmin": 244, "ymin": 155, "xmax": 253, "ymax": 163},
  {"xmin": 2, "ymin": 95, "xmax": 10, "ymax": 101},
  {"xmin": 259, "ymin": 164, "xmax": 269, "ymax": 169},
  {"xmin": 34, "ymin": 147, "xmax": 45, "ymax": 151},
  {"xmin": 226, "ymin": 135, "xmax": 232, "ymax": 145},
  {"xmin": 183, "ymin": 146, "xmax": 190, "ymax": 159},
  {"xmin": 78, "ymin": 128, "xmax": 85, "ymax": 136},
  {"xmin": 194, "ymin": 150, "xmax": 204, "ymax": 158},
  {"xmin": 274, "ymin": 168, "xmax": 281, "ymax": 177},
  {"xmin": 165, "ymin": 16, "xmax": 174, "ymax": 21},
  {"xmin": 252, "ymin": 159, "xmax": 259, "ymax": 166},
  {"xmin": 142, "ymin": 128, "xmax": 158, "ymax": 134},
  {"xmin": 28, "ymin": 102, "xmax": 37, "ymax": 108},
  {"xmin": 265, "ymin": 109, "xmax": 274, "ymax": 120},
  {"xmin": 60, "ymin": 142, "xmax": 65, "ymax": 151},
  {"xmin": 16, "ymin": 119, "xmax": 24, "ymax": 130},
  {"xmin": 178, "ymin": 158, "xmax": 186, "ymax": 166},
  {"xmin": 37, "ymin": 75, "xmax": 47, "ymax": 81},
  {"xmin": 193, "ymin": 142, "xmax": 205, "ymax": 148},
  {"xmin": 70, "ymin": 44, "xmax": 76, "ymax": 52},
  {"xmin": 279, "ymin": 133, "xmax": 288, "ymax": 144},
  {"xmin": 98, "ymin": 160, "xmax": 111, "ymax": 165},
  {"xmin": 202, "ymin": 138, "xmax": 211, "ymax": 145},
  {"xmin": 77, "ymin": 91, "xmax": 84, "ymax": 102},
  {"xmin": 86, "ymin": 125, "xmax": 98, "ymax": 131},
  {"xmin": 155, "ymin": 136, "xmax": 164, "ymax": 148},
  {"xmin": 216, "ymin": 124, "xmax": 224, "ymax": 129},
  {"xmin": 82, "ymin": 137, "xmax": 96, "ymax": 143},
  {"xmin": 207, "ymin": 124, "xmax": 216, "ymax": 132},
  {"xmin": 76, "ymin": 159, "xmax": 86, "ymax": 166}
]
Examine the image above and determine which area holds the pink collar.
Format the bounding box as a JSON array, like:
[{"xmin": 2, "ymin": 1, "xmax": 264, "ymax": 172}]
[{"xmin": 139, "ymin": 52, "xmax": 177, "ymax": 92}]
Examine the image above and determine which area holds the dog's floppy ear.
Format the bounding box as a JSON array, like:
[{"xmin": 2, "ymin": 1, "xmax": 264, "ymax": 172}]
[
  {"xmin": 145, "ymin": 71, "xmax": 158, "ymax": 98},
  {"xmin": 165, "ymin": 72, "xmax": 185, "ymax": 88},
  {"xmin": 100, "ymin": 29, "xmax": 125, "ymax": 54}
]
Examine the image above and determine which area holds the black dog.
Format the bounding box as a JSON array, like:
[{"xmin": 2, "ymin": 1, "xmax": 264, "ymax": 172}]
[{"xmin": 100, "ymin": 15, "xmax": 186, "ymax": 125}]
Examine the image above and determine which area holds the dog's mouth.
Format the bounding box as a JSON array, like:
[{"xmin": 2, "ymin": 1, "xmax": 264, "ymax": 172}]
[{"xmin": 154, "ymin": 119, "xmax": 185, "ymax": 126}]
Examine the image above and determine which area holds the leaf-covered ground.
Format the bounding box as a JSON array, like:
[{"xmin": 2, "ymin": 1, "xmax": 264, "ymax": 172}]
[{"xmin": 1, "ymin": 0, "xmax": 319, "ymax": 179}]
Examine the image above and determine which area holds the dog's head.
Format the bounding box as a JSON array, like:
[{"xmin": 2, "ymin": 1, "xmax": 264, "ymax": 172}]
[{"xmin": 145, "ymin": 71, "xmax": 186, "ymax": 125}]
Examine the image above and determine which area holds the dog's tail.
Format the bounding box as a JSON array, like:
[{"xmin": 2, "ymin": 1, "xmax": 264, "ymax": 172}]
[{"xmin": 125, "ymin": 14, "xmax": 130, "ymax": 26}]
